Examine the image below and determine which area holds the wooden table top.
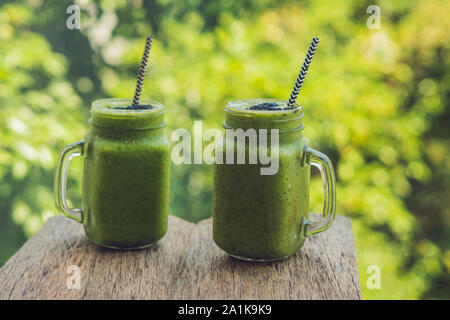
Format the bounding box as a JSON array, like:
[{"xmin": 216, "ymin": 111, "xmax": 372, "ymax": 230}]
[{"xmin": 0, "ymin": 214, "xmax": 361, "ymax": 300}]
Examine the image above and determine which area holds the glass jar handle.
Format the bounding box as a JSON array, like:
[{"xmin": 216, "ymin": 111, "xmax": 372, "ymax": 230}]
[
  {"xmin": 302, "ymin": 146, "xmax": 336, "ymax": 237},
  {"xmin": 54, "ymin": 140, "xmax": 84, "ymax": 223}
]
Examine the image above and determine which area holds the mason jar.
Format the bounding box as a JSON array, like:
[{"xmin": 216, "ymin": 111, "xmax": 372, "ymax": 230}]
[
  {"xmin": 213, "ymin": 98, "xmax": 336, "ymax": 261},
  {"xmin": 55, "ymin": 98, "xmax": 170, "ymax": 249}
]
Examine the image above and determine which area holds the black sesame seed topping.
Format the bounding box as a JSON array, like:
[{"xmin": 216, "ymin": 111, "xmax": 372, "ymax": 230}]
[
  {"xmin": 114, "ymin": 104, "xmax": 154, "ymax": 110},
  {"xmin": 249, "ymin": 102, "xmax": 295, "ymax": 111}
]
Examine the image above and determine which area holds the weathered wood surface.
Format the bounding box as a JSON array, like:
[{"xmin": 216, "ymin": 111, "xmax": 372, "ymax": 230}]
[{"xmin": 0, "ymin": 215, "xmax": 361, "ymax": 300}]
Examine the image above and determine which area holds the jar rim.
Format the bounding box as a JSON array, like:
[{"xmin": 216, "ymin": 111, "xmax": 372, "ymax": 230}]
[
  {"xmin": 89, "ymin": 98, "xmax": 165, "ymax": 130},
  {"xmin": 224, "ymin": 99, "xmax": 304, "ymax": 132},
  {"xmin": 91, "ymin": 98, "xmax": 164, "ymax": 118}
]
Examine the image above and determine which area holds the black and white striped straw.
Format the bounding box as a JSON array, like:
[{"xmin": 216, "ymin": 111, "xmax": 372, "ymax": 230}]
[
  {"xmin": 287, "ymin": 37, "xmax": 319, "ymax": 107},
  {"xmin": 132, "ymin": 35, "xmax": 153, "ymax": 107}
]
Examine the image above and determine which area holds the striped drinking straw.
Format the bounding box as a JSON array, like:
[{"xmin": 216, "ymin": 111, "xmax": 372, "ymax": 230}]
[
  {"xmin": 132, "ymin": 35, "xmax": 153, "ymax": 107},
  {"xmin": 287, "ymin": 37, "xmax": 319, "ymax": 107}
]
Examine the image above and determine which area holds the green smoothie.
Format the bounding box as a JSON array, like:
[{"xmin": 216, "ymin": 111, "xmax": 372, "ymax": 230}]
[
  {"xmin": 82, "ymin": 98, "xmax": 170, "ymax": 249},
  {"xmin": 213, "ymin": 99, "xmax": 311, "ymax": 260}
]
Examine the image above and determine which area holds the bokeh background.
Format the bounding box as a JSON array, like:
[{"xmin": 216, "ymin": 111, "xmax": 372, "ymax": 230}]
[{"xmin": 0, "ymin": 0, "xmax": 448, "ymax": 299}]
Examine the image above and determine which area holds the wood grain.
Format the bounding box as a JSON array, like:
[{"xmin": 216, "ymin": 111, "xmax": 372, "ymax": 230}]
[{"xmin": 0, "ymin": 214, "xmax": 361, "ymax": 300}]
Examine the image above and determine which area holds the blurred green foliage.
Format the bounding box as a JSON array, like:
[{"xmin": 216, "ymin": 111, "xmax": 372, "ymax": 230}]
[{"xmin": 0, "ymin": 0, "xmax": 448, "ymax": 299}]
